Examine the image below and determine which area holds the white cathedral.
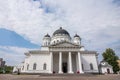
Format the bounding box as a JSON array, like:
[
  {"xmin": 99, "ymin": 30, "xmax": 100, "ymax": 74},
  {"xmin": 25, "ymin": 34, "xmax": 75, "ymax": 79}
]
[{"xmin": 15, "ymin": 27, "xmax": 99, "ymax": 74}]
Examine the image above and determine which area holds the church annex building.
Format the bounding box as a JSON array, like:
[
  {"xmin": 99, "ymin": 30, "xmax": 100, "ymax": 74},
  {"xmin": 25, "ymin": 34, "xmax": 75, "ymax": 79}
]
[{"xmin": 17, "ymin": 27, "xmax": 99, "ymax": 74}]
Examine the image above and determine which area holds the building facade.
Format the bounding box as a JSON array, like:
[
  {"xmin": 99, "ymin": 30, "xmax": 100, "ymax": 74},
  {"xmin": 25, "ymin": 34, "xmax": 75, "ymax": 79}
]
[
  {"xmin": 99, "ymin": 60, "xmax": 113, "ymax": 74},
  {"xmin": 19, "ymin": 27, "xmax": 99, "ymax": 74},
  {"xmin": 0, "ymin": 58, "xmax": 5, "ymax": 68}
]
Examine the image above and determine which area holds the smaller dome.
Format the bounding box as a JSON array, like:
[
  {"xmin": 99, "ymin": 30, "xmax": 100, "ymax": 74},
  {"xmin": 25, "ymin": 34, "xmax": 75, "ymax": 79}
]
[
  {"xmin": 44, "ymin": 33, "xmax": 50, "ymax": 37},
  {"xmin": 74, "ymin": 34, "xmax": 80, "ymax": 38}
]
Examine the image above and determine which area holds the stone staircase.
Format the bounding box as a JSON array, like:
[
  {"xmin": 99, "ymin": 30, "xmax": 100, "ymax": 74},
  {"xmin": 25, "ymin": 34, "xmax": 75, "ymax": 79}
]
[{"xmin": 38, "ymin": 73, "xmax": 96, "ymax": 77}]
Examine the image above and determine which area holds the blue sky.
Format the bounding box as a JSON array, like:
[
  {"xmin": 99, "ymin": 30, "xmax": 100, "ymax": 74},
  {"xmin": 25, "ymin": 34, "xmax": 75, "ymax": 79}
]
[
  {"xmin": 0, "ymin": 0, "xmax": 120, "ymax": 66},
  {"xmin": 0, "ymin": 28, "xmax": 39, "ymax": 48},
  {"xmin": 0, "ymin": 28, "xmax": 40, "ymax": 65}
]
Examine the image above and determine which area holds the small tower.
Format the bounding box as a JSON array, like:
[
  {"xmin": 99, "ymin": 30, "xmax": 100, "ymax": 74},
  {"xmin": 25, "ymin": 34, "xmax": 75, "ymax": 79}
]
[
  {"xmin": 73, "ymin": 34, "xmax": 81, "ymax": 45},
  {"xmin": 43, "ymin": 34, "xmax": 51, "ymax": 46}
]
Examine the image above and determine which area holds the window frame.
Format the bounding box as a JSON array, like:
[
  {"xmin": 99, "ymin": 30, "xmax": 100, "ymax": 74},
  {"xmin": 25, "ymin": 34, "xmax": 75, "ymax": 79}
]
[
  {"xmin": 33, "ymin": 63, "xmax": 37, "ymax": 70},
  {"xmin": 43, "ymin": 63, "xmax": 47, "ymax": 70},
  {"xmin": 90, "ymin": 63, "xmax": 93, "ymax": 70}
]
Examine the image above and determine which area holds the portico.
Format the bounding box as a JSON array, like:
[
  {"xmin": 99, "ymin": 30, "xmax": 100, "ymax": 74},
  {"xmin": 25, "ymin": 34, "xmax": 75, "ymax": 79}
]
[{"xmin": 50, "ymin": 50, "xmax": 84, "ymax": 74}]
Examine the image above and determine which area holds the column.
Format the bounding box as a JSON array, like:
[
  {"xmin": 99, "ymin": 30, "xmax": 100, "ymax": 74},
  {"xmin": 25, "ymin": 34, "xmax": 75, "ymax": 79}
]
[
  {"xmin": 50, "ymin": 52, "xmax": 53, "ymax": 73},
  {"xmin": 96, "ymin": 53, "xmax": 99, "ymax": 73},
  {"xmin": 68, "ymin": 52, "xmax": 73, "ymax": 73},
  {"xmin": 59, "ymin": 52, "xmax": 63, "ymax": 73},
  {"xmin": 77, "ymin": 52, "xmax": 84, "ymax": 73}
]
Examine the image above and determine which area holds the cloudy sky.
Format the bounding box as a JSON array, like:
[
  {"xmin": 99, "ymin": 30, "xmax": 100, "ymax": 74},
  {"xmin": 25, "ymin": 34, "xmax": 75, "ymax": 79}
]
[{"xmin": 0, "ymin": 0, "xmax": 120, "ymax": 66}]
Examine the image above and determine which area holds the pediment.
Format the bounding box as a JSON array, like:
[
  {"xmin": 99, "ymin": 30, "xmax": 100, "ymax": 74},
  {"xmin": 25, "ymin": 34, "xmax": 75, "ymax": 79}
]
[{"xmin": 50, "ymin": 42, "xmax": 79, "ymax": 47}]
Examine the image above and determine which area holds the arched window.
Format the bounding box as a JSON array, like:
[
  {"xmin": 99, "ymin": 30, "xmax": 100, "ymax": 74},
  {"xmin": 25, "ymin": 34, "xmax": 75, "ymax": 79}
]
[
  {"xmin": 33, "ymin": 63, "xmax": 37, "ymax": 70},
  {"xmin": 27, "ymin": 64, "xmax": 29, "ymax": 70},
  {"xmin": 57, "ymin": 40, "xmax": 59, "ymax": 42},
  {"xmin": 43, "ymin": 63, "xmax": 47, "ymax": 70},
  {"xmin": 82, "ymin": 63, "xmax": 84, "ymax": 70},
  {"xmin": 54, "ymin": 41, "xmax": 55, "ymax": 44},
  {"xmin": 90, "ymin": 63, "xmax": 93, "ymax": 70},
  {"xmin": 22, "ymin": 66, "xmax": 24, "ymax": 70}
]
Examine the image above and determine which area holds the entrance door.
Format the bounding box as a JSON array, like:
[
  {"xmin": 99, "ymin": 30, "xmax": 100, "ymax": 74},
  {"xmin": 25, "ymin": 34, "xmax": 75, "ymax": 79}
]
[
  {"xmin": 107, "ymin": 68, "xmax": 110, "ymax": 74},
  {"xmin": 62, "ymin": 62, "xmax": 67, "ymax": 73}
]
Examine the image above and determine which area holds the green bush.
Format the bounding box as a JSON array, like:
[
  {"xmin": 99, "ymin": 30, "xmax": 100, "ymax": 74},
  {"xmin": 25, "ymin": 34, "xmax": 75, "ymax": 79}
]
[{"xmin": 0, "ymin": 66, "xmax": 13, "ymax": 74}]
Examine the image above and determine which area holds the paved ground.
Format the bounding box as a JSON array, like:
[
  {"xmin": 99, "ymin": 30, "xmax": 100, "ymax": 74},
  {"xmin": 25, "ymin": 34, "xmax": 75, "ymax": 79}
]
[{"xmin": 0, "ymin": 74, "xmax": 120, "ymax": 80}]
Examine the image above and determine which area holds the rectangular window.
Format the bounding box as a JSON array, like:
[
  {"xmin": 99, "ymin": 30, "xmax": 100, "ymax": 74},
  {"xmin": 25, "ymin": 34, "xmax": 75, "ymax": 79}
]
[{"xmin": 90, "ymin": 63, "xmax": 93, "ymax": 70}]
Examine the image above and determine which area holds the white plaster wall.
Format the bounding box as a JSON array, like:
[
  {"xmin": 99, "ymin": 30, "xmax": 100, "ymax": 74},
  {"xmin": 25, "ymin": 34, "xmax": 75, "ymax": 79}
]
[
  {"xmin": 43, "ymin": 37, "xmax": 51, "ymax": 46},
  {"xmin": 73, "ymin": 37, "xmax": 80, "ymax": 45},
  {"xmin": 21, "ymin": 56, "xmax": 30, "ymax": 72},
  {"xmin": 80, "ymin": 47, "xmax": 85, "ymax": 51},
  {"xmin": 101, "ymin": 67, "xmax": 106, "ymax": 74},
  {"xmin": 41, "ymin": 47, "xmax": 49, "ymax": 51},
  {"xmin": 51, "ymin": 35, "xmax": 71, "ymax": 44},
  {"xmin": 101, "ymin": 67, "xmax": 113, "ymax": 74},
  {"xmin": 23, "ymin": 53, "xmax": 51, "ymax": 73},
  {"xmin": 13, "ymin": 66, "xmax": 18, "ymax": 72},
  {"xmin": 81, "ymin": 53, "xmax": 98, "ymax": 73}
]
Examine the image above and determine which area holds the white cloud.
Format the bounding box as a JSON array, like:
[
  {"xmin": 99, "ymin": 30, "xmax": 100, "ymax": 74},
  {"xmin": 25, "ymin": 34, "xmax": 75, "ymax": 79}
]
[
  {"xmin": 0, "ymin": 46, "xmax": 33, "ymax": 66},
  {"xmin": 0, "ymin": 0, "xmax": 120, "ymax": 62}
]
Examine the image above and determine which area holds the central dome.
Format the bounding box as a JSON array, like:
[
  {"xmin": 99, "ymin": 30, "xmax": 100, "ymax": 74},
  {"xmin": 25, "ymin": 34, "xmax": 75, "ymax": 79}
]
[{"xmin": 53, "ymin": 27, "xmax": 70, "ymax": 36}]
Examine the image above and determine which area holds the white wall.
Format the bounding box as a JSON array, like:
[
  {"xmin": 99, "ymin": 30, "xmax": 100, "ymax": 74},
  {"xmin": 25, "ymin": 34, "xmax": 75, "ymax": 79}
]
[
  {"xmin": 43, "ymin": 37, "xmax": 51, "ymax": 46},
  {"xmin": 22, "ymin": 53, "xmax": 51, "ymax": 73},
  {"xmin": 41, "ymin": 47, "xmax": 49, "ymax": 51},
  {"xmin": 81, "ymin": 53, "xmax": 98, "ymax": 73},
  {"xmin": 101, "ymin": 67, "xmax": 113, "ymax": 74},
  {"xmin": 51, "ymin": 35, "xmax": 71, "ymax": 44},
  {"xmin": 73, "ymin": 37, "xmax": 80, "ymax": 45},
  {"xmin": 21, "ymin": 56, "xmax": 29, "ymax": 72}
]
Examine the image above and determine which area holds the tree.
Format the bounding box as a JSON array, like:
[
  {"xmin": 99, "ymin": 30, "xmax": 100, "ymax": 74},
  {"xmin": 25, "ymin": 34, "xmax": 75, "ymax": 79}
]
[
  {"xmin": 0, "ymin": 66, "xmax": 13, "ymax": 74},
  {"xmin": 4, "ymin": 66, "xmax": 13, "ymax": 73},
  {"xmin": 102, "ymin": 48, "xmax": 120, "ymax": 73}
]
